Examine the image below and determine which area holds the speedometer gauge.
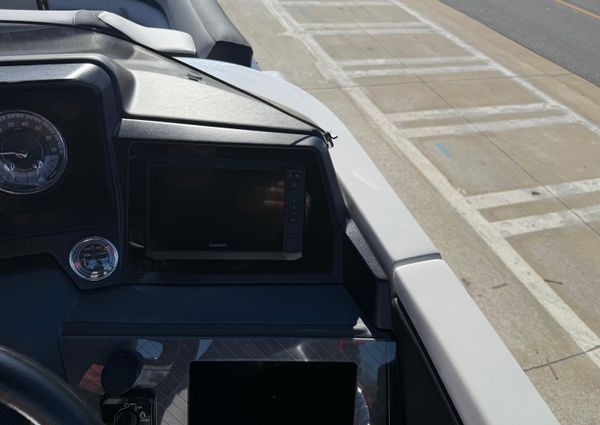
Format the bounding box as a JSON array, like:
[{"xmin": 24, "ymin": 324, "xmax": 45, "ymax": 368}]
[{"xmin": 0, "ymin": 111, "xmax": 68, "ymax": 194}]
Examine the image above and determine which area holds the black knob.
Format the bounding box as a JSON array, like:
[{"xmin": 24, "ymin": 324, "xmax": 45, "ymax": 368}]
[
  {"xmin": 101, "ymin": 351, "xmax": 142, "ymax": 396},
  {"xmin": 114, "ymin": 409, "xmax": 139, "ymax": 425}
]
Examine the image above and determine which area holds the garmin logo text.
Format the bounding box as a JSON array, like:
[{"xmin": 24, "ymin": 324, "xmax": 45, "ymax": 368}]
[{"xmin": 209, "ymin": 243, "xmax": 228, "ymax": 249}]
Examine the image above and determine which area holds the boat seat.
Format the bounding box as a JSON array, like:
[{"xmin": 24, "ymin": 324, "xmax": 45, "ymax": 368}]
[
  {"xmin": 46, "ymin": 0, "xmax": 254, "ymax": 66},
  {"xmin": 0, "ymin": 0, "xmax": 38, "ymax": 9}
]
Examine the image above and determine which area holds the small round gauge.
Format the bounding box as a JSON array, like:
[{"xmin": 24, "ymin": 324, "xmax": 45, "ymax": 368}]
[
  {"xmin": 0, "ymin": 110, "xmax": 68, "ymax": 195},
  {"xmin": 69, "ymin": 236, "xmax": 119, "ymax": 281}
]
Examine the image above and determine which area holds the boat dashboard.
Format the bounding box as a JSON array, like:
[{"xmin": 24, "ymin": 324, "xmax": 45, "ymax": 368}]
[
  {"xmin": 0, "ymin": 22, "xmax": 463, "ymax": 425},
  {"xmin": 0, "ymin": 78, "xmax": 342, "ymax": 288}
]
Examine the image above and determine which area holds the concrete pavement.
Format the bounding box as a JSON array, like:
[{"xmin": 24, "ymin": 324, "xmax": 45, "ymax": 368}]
[{"xmin": 220, "ymin": 0, "xmax": 600, "ymax": 423}]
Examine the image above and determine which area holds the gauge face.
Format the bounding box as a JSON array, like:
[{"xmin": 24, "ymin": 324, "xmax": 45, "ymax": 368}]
[
  {"xmin": 0, "ymin": 111, "xmax": 68, "ymax": 195},
  {"xmin": 69, "ymin": 236, "xmax": 119, "ymax": 281}
]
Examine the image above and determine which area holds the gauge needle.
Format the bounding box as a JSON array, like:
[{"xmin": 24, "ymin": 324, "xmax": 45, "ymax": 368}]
[{"xmin": 0, "ymin": 151, "xmax": 28, "ymax": 159}]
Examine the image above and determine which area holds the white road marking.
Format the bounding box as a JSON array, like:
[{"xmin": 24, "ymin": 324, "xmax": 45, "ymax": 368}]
[
  {"xmin": 263, "ymin": 0, "xmax": 600, "ymax": 369},
  {"xmin": 279, "ymin": 1, "xmax": 391, "ymax": 6},
  {"xmin": 468, "ymin": 177, "xmax": 600, "ymax": 209},
  {"xmin": 308, "ymin": 27, "xmax": 434, "ymax": 35},
  {"xmin": 338, "ymin": 56, "xmax": 481, "ymax": 67},
  {"xmin": 346, "ymin": 64, "xmax": 495, "ymax": 78},
  {"xmin": 469, "ymin": 188, "xmax": 555, "ymax": 210},
  {"xmin": 387, "ymin": 0, "xmax": 600, "ymax": 140},
  {"xmin": 388, "ymin": 103, "xmax": 559, "ymax": 122},
  {"xmin": 300, "ymin": 22, "xmax": 426, "ymax": 30},
  {"xmin": 493, "ymin": 204, "xmax": 600, "ymax": 237},
  {"xmin": 396, "ymin": 115, "xmax": 576, "ymax": 138}
]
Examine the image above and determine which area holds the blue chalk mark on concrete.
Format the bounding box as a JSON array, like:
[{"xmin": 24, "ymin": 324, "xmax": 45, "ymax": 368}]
[
  {"xmin": 435, "ymin": 143, "xmax": 452, "ymax": 159},
  {"xmin": 297, "ymin": 6, "xmax": 313, "ymax": 20}
]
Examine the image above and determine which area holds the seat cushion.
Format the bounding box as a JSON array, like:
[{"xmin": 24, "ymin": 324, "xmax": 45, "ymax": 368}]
[
  {"xmin": 47, "ymin": 0, "xmax": 253, "ymax": 66},
  {"xmin": 47, "ymin": 0, "xmax": 170, "ymax": 28},
  {"xmin": 156, "ymin": 0, "xmax": 253, "ymax": 66}
]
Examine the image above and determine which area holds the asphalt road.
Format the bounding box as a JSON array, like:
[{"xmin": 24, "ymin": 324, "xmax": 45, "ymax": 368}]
[{"xmin": 439, "ymin": 0, "xmax": 600, "ymax": 86}]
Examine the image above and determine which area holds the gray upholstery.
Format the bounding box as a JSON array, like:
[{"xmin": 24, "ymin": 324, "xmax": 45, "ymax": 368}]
[
  {"xmin": 47, "ymin": 0, "xmax": 254, "ymax": 65},
  {"xmin": 0, "ymin": 0, "xmax": 38, "ymax": 9},
  {"xmin": 47, "ymin": 0, "xmax": 170, "ymax": 28}
]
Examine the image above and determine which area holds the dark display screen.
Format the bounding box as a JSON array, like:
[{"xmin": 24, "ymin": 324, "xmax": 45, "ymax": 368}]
[
  {"xmin": 189, "ymin": 361, "xmax": 357, "ymax": 425},
  {"xmin": 147, "ymin": 166, "xmax": 287, "ymax": 257}
]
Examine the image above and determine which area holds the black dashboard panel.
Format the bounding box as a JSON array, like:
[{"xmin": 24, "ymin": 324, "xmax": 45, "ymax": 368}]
[
  {"xmin": 61, "ymin": 337, "xmax": 393, "ymax": 425},
  {"xmin": 0, "ymin": 21, "xmax": 450, "ymax": 425},
  {"xmin": 0, "ymin": 23, "xmax": 313, "ymax": 134},
  {"xmin": 0, "ymin": 84, "xmax": 112, "ymax": 239},
  {"xmin": 0, "ymin": 63, "xmax": 124, "ymax": 290},
  {"xmin": 124, "ymin": 141, "xmax": 342, "ymax": 282},
  {"xmin": 0, "ymin": 20, "xmax": 342, "ymax": 287},
  {"xmin": 0, "ymin": 60, "xmax": 345, "ymax": 288}
]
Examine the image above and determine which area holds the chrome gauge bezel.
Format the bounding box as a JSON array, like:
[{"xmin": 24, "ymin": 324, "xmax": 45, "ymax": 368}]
[
  {"xmin": 69, "ymin": 236, "xmax": 119, "ymax": 282},
  {"xmin": 0, "ymin": 110, "xmax": 68, "ymax": 195}
]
